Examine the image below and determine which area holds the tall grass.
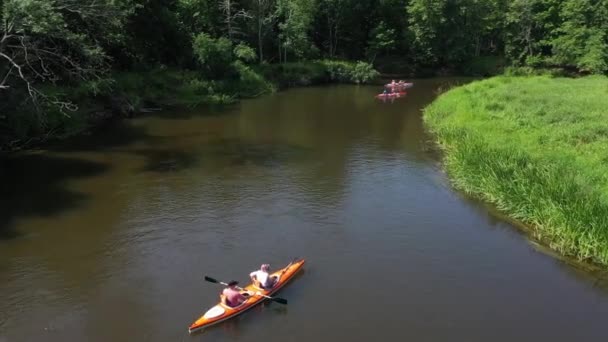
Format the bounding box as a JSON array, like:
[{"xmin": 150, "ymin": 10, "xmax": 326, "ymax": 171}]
[{"xmin": 424, "ymin": 75, "xmax": 608, "ymax": 265}]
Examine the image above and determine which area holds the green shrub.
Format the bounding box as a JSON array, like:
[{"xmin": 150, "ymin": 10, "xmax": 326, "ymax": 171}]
[
  {"xmin": 234, "ymin": 43, "xmax": 257, "ymax": 64},
  {"xmin": 232, "ymin": 62, "xmax": 274, "ymax": 97},
  {"xmin": 319, "ymin": 60, "xmax": 378, "ymax": 83},
  {"xmin": 350, "ymin": 61, "xmax": 380, "ymax": 84},
  {"xmin": 193, "ymin": 33, "xmax": 235, "ymax": 79}
]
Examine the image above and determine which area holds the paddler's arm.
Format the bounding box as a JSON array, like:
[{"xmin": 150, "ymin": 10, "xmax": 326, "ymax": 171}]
[{"xmin": 249, "ymin": 271, "xmax": 259, "ymax": 286}]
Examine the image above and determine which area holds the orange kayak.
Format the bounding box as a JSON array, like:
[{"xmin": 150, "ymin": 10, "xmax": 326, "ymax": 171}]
[{"xmin": 188, "ymin": 259, "xmax": 305, "ymax": 333}]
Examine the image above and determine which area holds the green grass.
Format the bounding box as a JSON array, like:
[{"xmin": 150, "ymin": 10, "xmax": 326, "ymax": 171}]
[{"xmin": 424, "ymin": 75, "xmax": 608, "ymax": 265}]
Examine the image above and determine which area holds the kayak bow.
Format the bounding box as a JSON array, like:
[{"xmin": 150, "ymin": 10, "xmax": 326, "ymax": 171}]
[{"xmin": 188, "ymin": 258, "xmax": 305, "ymax": 333}]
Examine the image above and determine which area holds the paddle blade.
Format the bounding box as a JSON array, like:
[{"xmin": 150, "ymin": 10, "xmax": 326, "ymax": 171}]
[
  {"xmin": 204, "ymin": 276, "xmax": 219, "ymax": 284},
  {"xmin": 271, "ymin": 297, "xmax": 288, "ymax": 305}
]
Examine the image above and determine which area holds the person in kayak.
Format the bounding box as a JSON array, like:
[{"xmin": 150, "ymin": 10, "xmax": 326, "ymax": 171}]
[
  {"xmin": 388, "ymin": 79, "xmax": 397, "ymax": 92},
  {"xmin": 221, "ymin": 281, "xmax": 247, "ymax": 307},
  {"xmin": 250, "ymin": 264, "xmax": 277, "ymax": 289}
]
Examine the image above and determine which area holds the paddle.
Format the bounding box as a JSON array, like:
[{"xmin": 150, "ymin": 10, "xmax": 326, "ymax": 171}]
[
  {"xmin": 280, "ymin": 258, "xmax": 299, "ymax": 276},
  {"xmin": 204, "ymin": 276, "xmax": 288, "ymax": 305}
]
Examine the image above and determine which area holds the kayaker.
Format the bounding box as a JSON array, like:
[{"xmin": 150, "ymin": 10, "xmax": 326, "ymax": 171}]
[
  {"xmin": 250, "ymin": 264, "xmax": 277, "ymax": 289},
  {"xmin": 221, "ymin": 281, "xmax": 247, "ymax": 308}
]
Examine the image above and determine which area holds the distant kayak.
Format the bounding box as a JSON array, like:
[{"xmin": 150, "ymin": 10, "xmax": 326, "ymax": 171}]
[
  {"xmin": 188, "ymin": 259, "xmax": 305, "ymax": 334},
  {"xmin": 385, "ymin": 82, "xmax": 413, "ymax": 91},
  {"xmin": 376, "ymin": 91, "xmax": 407, "ymax": 99}
]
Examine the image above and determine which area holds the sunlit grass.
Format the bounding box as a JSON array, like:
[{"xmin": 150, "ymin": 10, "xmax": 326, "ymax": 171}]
[{"xmin": 424, "ymin": 75, "xmax": 608, "ymax": 265}]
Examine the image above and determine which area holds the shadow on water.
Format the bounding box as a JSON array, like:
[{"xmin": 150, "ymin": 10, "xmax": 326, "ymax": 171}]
[
  {"xmin": 154, "ymin": 102, "xmax": 242, "ymax": 120},
  {"xmin": 133, "ymin": 147, "xmax": 201, "ymax": 173},
  {"xmin": 199, "ymin": 139, "xmax": 310, "ymax": 168},
  {"xmin": 0, "ymin": 153, "xmax": 109, "ymax": 240},
  {"xmin": 448, "ymin": 176, "xmax": 608, "ymax": 281},
  {"xmin": 48, "ymin": 119, "xmax": 153, "ymax": 152},
  {"xmin": 122, "ymin": 139, "xmax": 310, "ymax": 174}
]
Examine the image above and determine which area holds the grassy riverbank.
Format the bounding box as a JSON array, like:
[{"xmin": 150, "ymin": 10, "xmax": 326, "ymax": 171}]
[
  {"xmin": 1, "ymin": 60, "xmax": 377, "ymax": 151},
  {"xmin": 424, "ymin": 75, "xmax": 608, "ymax": 266}
]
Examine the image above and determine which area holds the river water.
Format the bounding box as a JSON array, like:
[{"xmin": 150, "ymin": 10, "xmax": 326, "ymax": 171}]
[{"xmin": 1, "ymin": 80, "xmax": 608, "ymax": 342}]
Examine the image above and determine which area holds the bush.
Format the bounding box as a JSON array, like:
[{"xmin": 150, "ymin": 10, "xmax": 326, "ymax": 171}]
[
  {"xmin": 321, "ymin": 60, "xmax": 352, "ymax": 82},
  {"xmin": 461, "ymin": 56, "xmax": 505, "ymax": 76},
  {"xmin": 193, "ymin": 33, "xmax": 234, "ymax": 79},
  {"xmin": 233, "ymin": 62, "xmax": 274, "ymax": 97},
  {"xmin": 320, "ymin": 60, "xmax": 379, "ymax": 83},
  {"xmin": 255, "ymin": 62, "xmax": 327, "ymax": 88},
  {"xmin": 234, "ymin": 43, "xmax": 257, "ymax": 64},
  {"xmin": 350, "ymin": 61, "xmax": 380, "ymax": 84}
]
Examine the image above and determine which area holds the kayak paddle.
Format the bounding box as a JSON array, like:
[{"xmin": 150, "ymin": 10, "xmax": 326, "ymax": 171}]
[{"xmin": 204, "ymin": 276, "xmax": 288, "ymax": 305}]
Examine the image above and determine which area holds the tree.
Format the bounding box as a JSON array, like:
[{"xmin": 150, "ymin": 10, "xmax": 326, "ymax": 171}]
[
  {"xmin": 505, "ymin": 0, "xmax": 560, "ymax": 66},
  {"xmin": 366, "ymin": 21, "xmax": 396, "ymax": 64},
  {"xmin": 1, "ymin": 0, "xmax": 132, "ymax": 112},
  {"xmin": 219, "ymin": 0, "xmax": 251, "ymax": 42},
  {"xmin": 176, "ymin": 0, "xmax": 223, "ymax": 36},
  {"xmin": 551, "ymin": 0, "xmax": 608, "ymax": 73},
  {"xmin": 251, "ymin": 0, "xmax": 276, "ymax": 62},
  {"xmin": 407, "ymin": 0, "xmax": 446, "ymax": 64},
  {"xmin": 408, "ymin": 0, "xmax": 507, "ymax": 66},
  {"xmin": 119, "ymin": 0, "xmax": 192, "ymax": 68},
  {"xmin": 317, "ymin": 0, "xmax": 343, "ymax": 58},
  {"xmin": 193, "ymin": 32, "xmax": 234, "ymax": 78},
  {"xmin": 276, "ymin": 0, "xmax": 315, "ymax": 62}
]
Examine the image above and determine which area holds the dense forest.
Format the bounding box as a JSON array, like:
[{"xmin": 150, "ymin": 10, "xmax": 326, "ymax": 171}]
[{"xmin": 1, "ymin": 0, "xmax": 608, "ymax": 148}]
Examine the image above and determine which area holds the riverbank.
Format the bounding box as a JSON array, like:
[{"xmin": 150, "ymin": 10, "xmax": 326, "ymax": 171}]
[
  {"xmin": 0, "ymin": 60, "xmax": 377, "ymax": 151},
  {"xmin": 424, "ymin": 75, "xmax": 608, "ymax": 266}
]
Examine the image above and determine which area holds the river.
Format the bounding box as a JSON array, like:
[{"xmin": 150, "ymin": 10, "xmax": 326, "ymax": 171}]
[{"xmin": 1, "ymin": 79, "xmax": 608, "ymax": 342}]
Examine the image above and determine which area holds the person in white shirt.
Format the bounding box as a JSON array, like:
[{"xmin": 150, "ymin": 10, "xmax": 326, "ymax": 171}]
[{"xmin": 250, "ymin": 264, "xmax": 277, "ymax": 289}]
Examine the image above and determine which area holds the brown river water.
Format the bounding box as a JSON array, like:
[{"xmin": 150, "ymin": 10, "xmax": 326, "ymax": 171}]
[{"xmin": 1, "ymin": 79, "xmax": 608, "ymax": 342}]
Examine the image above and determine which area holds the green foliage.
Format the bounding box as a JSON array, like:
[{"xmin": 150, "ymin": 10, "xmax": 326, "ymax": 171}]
[
  {"xmin": 425, "ymin": 75, "xmax": 608, "ymax": 265},
  {"xmin": 321, "ymin": 60, "xmax": 379, "ymax": 83},
  {"xmin": 550, "ymin": 0, "xmax": 608, "ymax": 74},
  {"xmin": 350, "ymin": 61, "xmax": 380, "ymax": 83},
  {"xmin": 256, "ymin": 62, "xmax": 328, "ymax": 87},
  {"xmin": 504, "ymin": 0, "xmax": 608, "ymax": 73},
  {"xmin": 407, "ymin": 0, "xmax": 445, "ymax": 64},
  {"xmin": 223, "ymin": 62, "xmax": 275, "ymax": 97},
  {"xmin": 176, "ymin": 0, "xmax": 223, "ymax": 35},
  {"xmin": 322, "ymin": 60, "xmax": 354, "ymax": 82},
  {"xmin": 193, "ymin": 33, "xmax": 235, "ymax": 78},
  {"xmin": 4, "ymin": 0, "xmax": 608, "ymax": 149},
  {"xmin": 119, "ymin": 0, "xmax": 192, "ymax": 67},
  {"xmin": 234, "ymin": 43, "xmax": 257, "ymax": 63},
  {"xmin": 276, "ymin": 0, "xmax": 316, "ymax": 61},
  {"xmin": 256, "ymin": 60, "xmax": 378, "ymax": 87},
  {"xmin": 408, "ymin": 0, "xmax": 507, "ymax": 66},
  {"xmin": 366, "ymin": 21, "xmax": 396, "ymax": 63},
  {"xmin": 462, "ymin": 56, "xmax": 505, "ymax": 76}
]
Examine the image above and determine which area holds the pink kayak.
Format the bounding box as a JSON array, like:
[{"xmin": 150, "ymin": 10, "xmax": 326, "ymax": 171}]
[
  {"xmin": 376, "ymin": 91, "xmax": 407, "ymax": 99},
  {"xmin": 385, "ymin": 82, "xmax": 413, "ymax": 91}
]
